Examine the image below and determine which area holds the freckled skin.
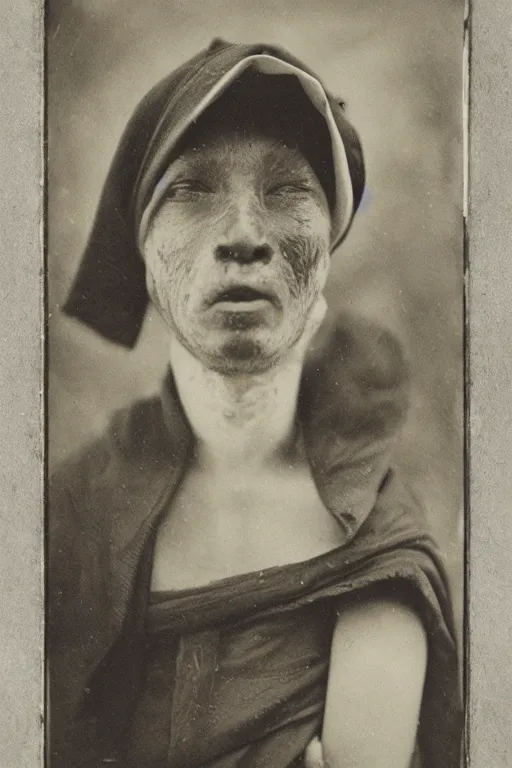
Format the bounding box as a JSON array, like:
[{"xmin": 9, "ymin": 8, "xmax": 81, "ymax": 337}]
[{"xmin": 143, "ymin": 130, "xmax": 332, "ymax": 374}]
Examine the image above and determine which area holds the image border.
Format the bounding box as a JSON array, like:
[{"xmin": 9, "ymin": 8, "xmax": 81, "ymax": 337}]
[
  {"xmin": 0, "ymin": 0, "xmax": 511, "ymax": 764},
  {"xmin": 0, "ymin": 2, "xmax": 44, "ymax": 767},
  {"xmin": 466, "ymin": 0, "xmax": 512, "ymax": 765}
]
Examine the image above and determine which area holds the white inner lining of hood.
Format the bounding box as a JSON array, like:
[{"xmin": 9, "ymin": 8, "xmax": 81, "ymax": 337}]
[{"xmin": 139, "ymin": 54, "xmax": 354, "ymax": 250}]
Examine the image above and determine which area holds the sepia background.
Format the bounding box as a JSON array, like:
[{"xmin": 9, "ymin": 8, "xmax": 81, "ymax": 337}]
[{"xmin": 47, "ymin": 0, "xmax": 464, "ymax": 635}]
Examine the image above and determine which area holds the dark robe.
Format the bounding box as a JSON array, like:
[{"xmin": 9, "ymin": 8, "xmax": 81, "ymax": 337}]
[{"xmin": 48, "ymin": 317, "xmax": 462, "ymax": 768}]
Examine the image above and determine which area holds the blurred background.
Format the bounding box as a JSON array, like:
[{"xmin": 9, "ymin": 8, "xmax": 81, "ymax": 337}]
[{"xmin": 47, "ymin": 0, "xmax": 465, "ymax": 636}]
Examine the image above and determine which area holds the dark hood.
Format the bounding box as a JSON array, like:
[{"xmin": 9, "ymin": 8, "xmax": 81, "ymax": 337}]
[{"xmin": 63, "ymin": 38, "xmax": 365, "ymax": 348}]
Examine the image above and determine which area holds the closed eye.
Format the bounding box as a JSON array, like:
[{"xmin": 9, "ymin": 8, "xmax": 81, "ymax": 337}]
[
  {"xmin": 165, "ymin": 179, "xmax": 213, "ymax": 201},
  {"xmin": 266, "ymin": 182, "xmax": 315, "ymax": 197}
]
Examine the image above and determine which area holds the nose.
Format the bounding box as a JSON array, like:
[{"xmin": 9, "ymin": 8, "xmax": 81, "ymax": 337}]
[
  {"xmin": 215, "ymin": 205, "xmax": 273, "ymax": 265},
  {"xmin": 215, "ymin": 241, "xmax": 273, "ymax": 265}
]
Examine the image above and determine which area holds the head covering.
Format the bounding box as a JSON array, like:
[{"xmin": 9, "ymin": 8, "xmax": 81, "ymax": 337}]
[{"xmin": 64, "ymin": 38, "xmax": 365, "ymax": 347}]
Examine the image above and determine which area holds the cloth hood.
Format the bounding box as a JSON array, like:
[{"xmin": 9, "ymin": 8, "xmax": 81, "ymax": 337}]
[{"xmin": 63, "ymin": 38, "xmax": 365, "ymax": 348}]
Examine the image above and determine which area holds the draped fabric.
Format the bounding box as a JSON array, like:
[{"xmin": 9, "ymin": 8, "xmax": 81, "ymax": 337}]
[{"xmin": 48, "ymin": 316, "xmax": 462, "ymax": 767}]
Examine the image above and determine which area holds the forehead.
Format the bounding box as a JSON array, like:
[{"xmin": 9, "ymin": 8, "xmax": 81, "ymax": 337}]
[{"xmin": 170, "ymin": 129, "xmax": 318, "ymax": 178}]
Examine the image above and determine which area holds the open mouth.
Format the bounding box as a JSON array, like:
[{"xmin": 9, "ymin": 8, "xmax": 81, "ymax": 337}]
[
  {"xmin": 206, "ymin": 284, "xmax": 280, "ymax": 328},
  {"xmin": 215, "ymin": 286, "xmax": 271, "ymax": 303}
]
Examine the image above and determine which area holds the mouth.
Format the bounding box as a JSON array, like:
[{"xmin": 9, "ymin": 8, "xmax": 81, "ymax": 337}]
[{"xmin": 209, "ymin": 285, "xmax": 279, "ymax": 308}]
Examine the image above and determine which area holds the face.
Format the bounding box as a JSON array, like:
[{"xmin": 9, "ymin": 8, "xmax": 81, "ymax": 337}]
[{"xmin": 143, "ymin": 129, "xmax": 332, "ymax": 374}]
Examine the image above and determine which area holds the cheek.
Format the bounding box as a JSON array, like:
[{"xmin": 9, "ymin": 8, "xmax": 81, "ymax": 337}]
[
  {"xmin": 272, "ymin": 200, "xmax": 331, "ymax": 297},
  {"xmin": 278, "ymin": 232, "xmax": 330, "ymax": 301},
  {"xmin": 143, "ymin": 232, "xmax": 197, "ymax": 321},
  {"xmin": 143, "ymin": 204, "xmax": 221, "ymax": 315}
]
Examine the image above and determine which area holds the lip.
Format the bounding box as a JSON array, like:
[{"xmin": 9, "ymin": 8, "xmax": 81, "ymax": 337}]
[
  {"xmin": 206, "ymin": 284, "xmax": 280, "ymax": 309},
  {"xmin": 211, "ymin": 299, "xmax": 272, "ymax": 316}
]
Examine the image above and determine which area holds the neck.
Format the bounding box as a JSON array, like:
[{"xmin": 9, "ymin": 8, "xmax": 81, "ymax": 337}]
[{"xmin": 169, "ymin": 339, "xmax": 305, "ymax": 471}]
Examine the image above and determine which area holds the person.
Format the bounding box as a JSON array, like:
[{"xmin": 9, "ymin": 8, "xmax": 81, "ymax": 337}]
[{"xmin": 49, "ymin": 39, "xmax": 462, "ymax": 768}]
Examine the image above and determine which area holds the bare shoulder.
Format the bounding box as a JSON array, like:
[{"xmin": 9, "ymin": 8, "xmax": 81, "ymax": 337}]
[
  {"xmin": 329, "ymin": 594, "xmax": 428, "ymax": 688},
  {"xmin": 333, "ymin": 594, "xmax": 427, "ymax": 646},
  {"xmin": 322, "ymin": 596, "xmax": 427, "ymax": 768}
]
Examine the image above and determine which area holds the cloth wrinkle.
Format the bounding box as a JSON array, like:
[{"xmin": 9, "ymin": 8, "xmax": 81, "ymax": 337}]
[{"xmin": 49, "ymin": 316, "xmax": 461, "ymax": 767}]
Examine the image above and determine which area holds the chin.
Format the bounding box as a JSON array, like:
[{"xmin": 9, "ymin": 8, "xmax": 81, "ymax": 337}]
[
  {"xmin": 193, "ymin": 333, "xmax": 280, "ymax": 375},
  {"xmin": 175, "ymin": 318, "xmax": 296, "ymax": 374},
  {"xmin": 216, "ymin": 339, "xmax": 277, "ymax": 374}
]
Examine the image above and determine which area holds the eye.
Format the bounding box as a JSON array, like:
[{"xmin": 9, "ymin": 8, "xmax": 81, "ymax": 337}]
[
  {"xmin": 266, "ymin": 182, "xmax": 314, "ymax": 198},
  {"xmin": 165, "ymin": 180, "xmax": 212, "ymax": 201}
]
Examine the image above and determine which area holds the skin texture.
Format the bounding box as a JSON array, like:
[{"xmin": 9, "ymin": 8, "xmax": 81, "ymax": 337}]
[{"xmin": 143, "ymin": 129, "xmax": 331, "ymax": 375}]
